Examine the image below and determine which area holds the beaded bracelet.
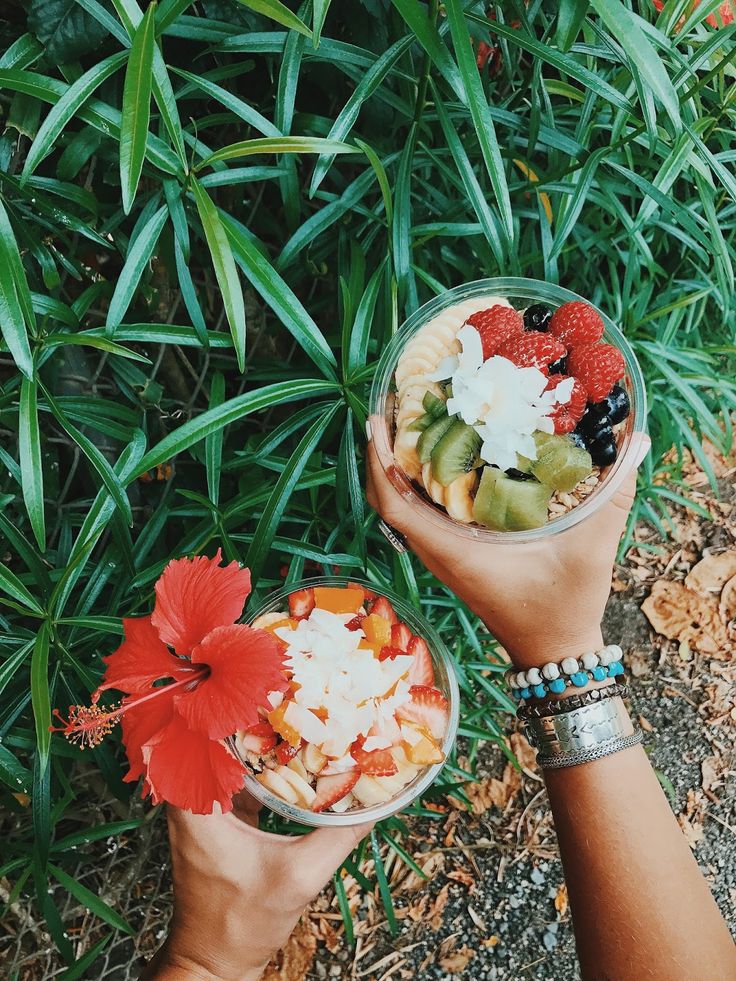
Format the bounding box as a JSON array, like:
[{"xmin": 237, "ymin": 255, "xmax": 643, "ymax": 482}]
[
  {"xmin": 505, "ymin": 644, "xmax": 624, "ymax": 700},
  {"xmin": 516, "ymin": 682, "xmax": 629, "ymax": 721}
]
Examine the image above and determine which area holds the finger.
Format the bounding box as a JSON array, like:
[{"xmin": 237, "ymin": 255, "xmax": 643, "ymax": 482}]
[
  {"xmin": 365, "ymin": 417, "xmax": 427, "ymax": 541},
  {"xmin": 231, "ymin": 787, "xmax": 262, "ymax": 828},
  {"xmin": 580, "ymin": 432, "xmax": 650, "ymax": 548},
  {"xmin": 291, "ymin": 821, "xmax": 375, "ymax": 893},
  {"xmin": 609, "ymin": 432, "xmax": 650, "ymax": 514}
]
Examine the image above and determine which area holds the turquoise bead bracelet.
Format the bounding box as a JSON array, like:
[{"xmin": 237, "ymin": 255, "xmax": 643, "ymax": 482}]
[{"xmin": 504, "ymin": 645, "xmax": 624, "ymax": 701}]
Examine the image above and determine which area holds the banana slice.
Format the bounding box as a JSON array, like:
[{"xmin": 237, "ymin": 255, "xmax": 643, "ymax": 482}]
[
  {"xmin": 421, "ymin": 463, "xmax": 446, "ymax": 506},
  {"xmin": 252, "ymin": 611, "xmax": 288, "ymax": 630},
  {"xmin": 395, "ymin": 354, "xmax": 437, "ymax": 390},
  {"xmin": 276, "ymin": 764, "xmax": 316, "ymax": 806},
  {"xmin": 444, "ymin": 470, "xmax": 479, "ymax": 523},
  {"xmin": 394, "ymin": 427, "xmax": 422, "ymax": 481}
]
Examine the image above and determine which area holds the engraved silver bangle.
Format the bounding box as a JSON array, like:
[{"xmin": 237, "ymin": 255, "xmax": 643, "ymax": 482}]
[
  {"xmin": 377, "ymin": 518, "xmax": 407, "ymax": 554},
  {"xmin": 524, "ymin": 696, "xmax": 636, "ymax": 761},
  {"xmin": 538, "ymin": 731, "xmax": 643, "ymax": 769}
]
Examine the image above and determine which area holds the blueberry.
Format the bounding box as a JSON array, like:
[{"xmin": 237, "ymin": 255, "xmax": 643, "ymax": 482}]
[
  {"xmin": 603, "ymin": 384, "xmax": 630, "ymax": 425},
  {"xmin": 568, "ymin": 431, "xmax": 589, "ymax": 451},
  {"xmin": 505, "ymin": 468, "xmax": 535, "ymax": 481},
  {"xmin": 589, "ymin": 436, "xmax": 618, "ymax": 467},
  {"xmin": 523, "ymin": 304, "xmax": 552, "ymax": 332},
  {"xmin": 549, "ymin": 356, "xmax": 567, "ymax": 375},
  {"xmin": 577, "ymin": 405, "xmax": 609, "ymax": 438}
]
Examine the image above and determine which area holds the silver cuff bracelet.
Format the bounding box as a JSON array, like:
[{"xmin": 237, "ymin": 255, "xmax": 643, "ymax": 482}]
[{"xmin": 525, "ymin": 696, "xmax": 639, "ymax": 767}]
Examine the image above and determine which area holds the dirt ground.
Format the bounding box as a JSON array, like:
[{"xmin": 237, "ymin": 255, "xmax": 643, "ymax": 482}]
[{"xmin": 3, "ymin": 448, "xmax": 735, "ymax": 980}]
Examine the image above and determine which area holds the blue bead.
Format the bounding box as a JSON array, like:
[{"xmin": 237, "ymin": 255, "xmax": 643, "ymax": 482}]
[
  {"xmin": 519, "ymin": 687, "xmax": 531, "ymax": 700},
  {"xmin": 592, "ymin": 666, "xmax": 607, "ymax": 682},
  {"xmin": 610, "ymin": 661, "xmax": 624, "ymax": 677},
  {"xmin": 532, "ymin": 683, "xmax": 547, "ymax": 699},
  {"xmin": 571, "ymin": 671, "xmax": 589, "ymax": 687},
  {"xmin": 511, "ymin": 688, "xmax": 522, "ymax": 699},
  {"xmin": 549, "ymin": 678, "xmax": 566, "ymax": 694}
]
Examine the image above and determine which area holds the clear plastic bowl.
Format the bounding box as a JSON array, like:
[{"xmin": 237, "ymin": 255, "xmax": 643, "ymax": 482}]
[
  {"xmin": 233, "ymin": 576, "xmax": 460, "ymax": 827},
  {"xmin": 369, "ymin": 278, "xmax": 646, "ymax": 542}
]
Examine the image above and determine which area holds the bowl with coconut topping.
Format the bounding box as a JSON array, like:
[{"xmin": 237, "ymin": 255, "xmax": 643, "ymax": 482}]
[{"xmin": 370, "ymin": 278, "xmax": 645, "ymax": 540}]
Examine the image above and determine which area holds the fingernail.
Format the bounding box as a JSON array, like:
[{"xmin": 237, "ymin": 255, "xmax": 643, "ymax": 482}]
[
  {"xmin": 365, "ymin": 418, "xmax": 372, "ymax": 442},
  {"xmin": 632, "ymin": 432, "xmax": 651, "ymax": 467}
]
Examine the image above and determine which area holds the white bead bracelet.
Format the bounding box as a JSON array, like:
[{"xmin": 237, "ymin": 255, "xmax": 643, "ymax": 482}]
[{"xmin": 504, "ymin": 645, "xmax": 624, "ymax": 700}]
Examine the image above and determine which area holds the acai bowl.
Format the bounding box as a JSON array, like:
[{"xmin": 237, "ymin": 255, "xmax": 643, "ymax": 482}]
[
  {"xmin": 231, "ymin": 578, "xmax": 459, "ymax": 827},
  {"xmin": 370, "ymin": 278, "xmax": 646, "ymax": 542}
]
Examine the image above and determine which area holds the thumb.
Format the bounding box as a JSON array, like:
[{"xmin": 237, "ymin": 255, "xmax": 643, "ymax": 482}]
[{"xmin": 291, "ymin": 821, "xmax": 374, "ymax": 895}]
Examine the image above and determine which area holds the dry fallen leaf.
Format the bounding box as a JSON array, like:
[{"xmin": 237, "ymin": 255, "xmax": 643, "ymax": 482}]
[
  {"xmin": 685, "ymin": 551, "xmax": 736, "ymax": 596},
  {"xmin": 509, "ymin": 731, "xmax": 537, "ymax": 770},
  {"xmin": 439, "ymin": 946, "xmax": 476, "ymax": 973},
  {"xmin": 262, "ymin": 915, "xmax": 316, "ymax": 981},
  {"xmin": 720, "ymin": 574, "xmax": 736, "ymax": 628},
  {"xmin": 641, "ymin": 580, "xmax": 729, "ymax": 654},
  {"xmin": 429, "ymin": 882, "xmax": 451, "ymax": 930},
  {"xmin": 678, "ymin": 789, "xmax": 707, "ymax": 850},
  {"xmin": 446, "ymin": 868, "xmax": 475, "ymax": 890},
  {"xmin": 465, "ymin": 764, "xmax": 521, "ymax": 815},
  {"xmin": 554, "ymin": 882, "xmax": 569, "ymax": 918}
]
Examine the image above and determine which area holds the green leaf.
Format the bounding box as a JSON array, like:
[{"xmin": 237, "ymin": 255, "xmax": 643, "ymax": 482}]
[
  {"xmin": 245, "ymin": 402, "xmax": 340, "ymax": 582},
  {"xmin": 31, "ymin": 622, "xmax": 51, "ymax": 775},
  {"xmin": 205, "ymin": 372, "xmax": 225, "ymax": 506},
  {"xmin": 44, "ymin": 333, "xmax": 152, "ymax": 363},
  {"xmin": 588, "ymin": 0, "xmax": 681, "ymax": 131},
  {"xmin": 556, "ymin": 0, "xmax": 589, "ymax": 51},
  {"xmin": 22, "ymin": 52, "xmax": 127, "ymax": 180},
  {"xmin": 0, "ymin": 742, "xmax": 32, "ymax": 794},
  {"xmin": 170, "ymin": 67, "xmax": 281, "ymax": 138},
  {"xmin": 370, "ymin": 829, "xmax": 398, "ymax": 935},
  {"xmin": 106, "ymin": 205, "xmax": 168, "ymax": 331},
  {"xmin": 0, "ymin": 562, "xmax": 44, "ymax": 614},
  {"xmin": 444, "ymin": 0, "xmax": 513, "ymax": 247},
  {"xmin": 27, "ymin": 0, "xmax": 108, "ymax": 62},
  {"xmin": 19, "ymin": 376, "xmax": 45, "ymax": 551},
  {"xmin": 222, "ymin": 213, "xmax": 337, "ymax": 378},
  {"xmin": 390, "ymin": 0, "xmax": 465, "ymax": 102},
  {"xmin": 59, "ymin": 934, "xmax": 112, "ymax": 981},
  {"xmin": 120, "ymin": 1, "xmax": 157, "ymax": 214},
  {"xmin": 312, "ymin": 0, "xmax": 331, "ymax": 45},
  {"xmin": 49, "ymin": 863, "xmax": 135, "ymax": 935},
  {"xmin": 191, "ymin": 177, "xmax": 247, "ymax": 372},
  {"xmin": 195, "ymin": 136, "xmax": 357, "ymax": 171},
  {"xmin": 233, "ymin": 0, "xmax": 311, "ymax": 36},
  {"xmin": 0, "ymin": 198, "xmax": 34, "ymax": 379}
]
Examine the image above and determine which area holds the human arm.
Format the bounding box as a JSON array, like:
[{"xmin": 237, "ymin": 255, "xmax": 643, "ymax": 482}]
[
  {"xmin": 366, "ymin": 416, "xmax": 736, "ymax": 981},
  {"xmin": 141, "ymin": 791, "xmax": 372, "ymax": 980}
]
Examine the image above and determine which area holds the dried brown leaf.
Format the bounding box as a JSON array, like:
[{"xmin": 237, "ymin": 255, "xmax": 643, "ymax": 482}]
[
  {"xmin": 554, "ymin": 882, "xmax": 569, "ymax": 918},
  {"xmin": 685, "ymin": 551, "xmax": 736, "ymax": 596},
  {"xmin": 439, "ymin": 946, "xmax": 475, "ymax": 973},
  {"xmin": 262, "ymin": 915, "xmax": 317, "ymax": 981},
  {"xmin": 641, "ymin": 580, "xmax": 729, "ymax": 654}
]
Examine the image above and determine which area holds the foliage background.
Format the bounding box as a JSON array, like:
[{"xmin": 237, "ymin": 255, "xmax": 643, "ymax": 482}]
[{"xmin": 0, "ymin": 0, "xmax": 734, "ymax": 973}]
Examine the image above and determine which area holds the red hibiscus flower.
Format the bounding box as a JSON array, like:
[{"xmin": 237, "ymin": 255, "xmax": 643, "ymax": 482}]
[
  {"xmin": 652, "ymin": 0, "xmax": 734, "ymax": 28},
  {"xmin": 52, "ymin": 551, "xmax": 288, "ymax": 814}
]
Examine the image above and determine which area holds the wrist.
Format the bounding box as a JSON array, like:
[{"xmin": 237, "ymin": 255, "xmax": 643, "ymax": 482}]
[{"xmin": 146, "ymin": 938, "xmax": 265, "ymax": 981}]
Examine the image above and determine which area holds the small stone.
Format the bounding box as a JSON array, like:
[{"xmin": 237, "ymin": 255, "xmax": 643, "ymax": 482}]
[{"xmin": 530, "ymin": 868, "xmax": 545, "ymax": 885}]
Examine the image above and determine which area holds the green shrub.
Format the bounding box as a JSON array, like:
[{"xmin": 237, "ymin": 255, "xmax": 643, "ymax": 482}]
[{"xmin": 0, "ymin": 0, "xmax": 734, "ymax": 970}]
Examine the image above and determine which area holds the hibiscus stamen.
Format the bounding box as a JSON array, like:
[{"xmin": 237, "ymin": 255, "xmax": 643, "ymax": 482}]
[{"xmin": 51, "ymin": 667, "xmax": 208, "ymax": 749}]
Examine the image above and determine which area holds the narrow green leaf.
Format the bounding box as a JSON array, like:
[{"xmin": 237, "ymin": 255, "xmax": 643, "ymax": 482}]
[
  {"xmin": 233, "ymin": 0, "xmax": 311, "ymax": 36},
  {"xmin": 245, "ymin": 402, "xmax": 340, "ymax": 582},
  {"xmin": 19, "ymin": 376, "xmax": 45, "ymax": 551},
  {"xmin": 129, "ymin": 380, "xmax": 339, "ymax": 479},
  {"xmin": 49, "ymin": 863, "xmax": 135, "ymax": 935},
  {"xmin": 556, "ymin": 0, "xmax": 589, "ymax": 51},
  {"xmin": 31, "ymin": 622, "xmax": 51, "ymax": 774},
  {"xmin": 22, "ymin": 52, "xmax": 127, "ymax": 180},
  {"xmin": 120, "ymin": 2, "xmax": 157, "ymax": 214},
  {"xmin": 106, "ymin": 205, "xmax": 168, "ymax": 332},
  {"xmin": 171, "ymin": 67, "xmax": 281, "ymax": 138},
  {"xmin": 312, "ymin": 0, "xmax": 331, "ymax": 44},
  {"xmin": 390, "ymin": 0, "xmax": 465, "ymax": 102},
  {"xmin": 0, "ymin": 743, "xmax": 31, "ymax": 794},
  {"xmin": 0, "ymin": 562, "xmax": 44, "ymax": 614},
  {"xmin": 0, "ymin": 199, "xmax": 34, "ymax": 378},
  {"xmin": 347, "ymin": 260, "xmax": 384, "ymax": 376},
  {"xmin": 84, "ymin": 324, "xmax": 232, "ymax": 346},
  {"xmin": 333, "ymin": 871, "xmax": 354, "ymax": 944},
  {"xmin": 44, "ymin": 333, "xmax": 152, "ymax": 363},
  {"xmin": 222, "ymin": 213, "xmax": 337, "ymax": 377},
  {"xmin": 370, "ymin": 829, "xmax": 398, "ymax": 935},
  {"xmin": 588, "ymin": 0, "xmax": 681, "ymax": 131},
  {"xmin": 191, "ymin": 177, "xmax": 246, "ymax": 372},
  {"xmin": 205, "ymin": 372, "xmax": 225, "ymax": 506},
  {"xmin": 59, "ymin": 934, "xmax": 112, "ymax": 981},
  {"xmin": 355, "ymin": 139, "xmax": 393, "ymax": 226},
  {"xmin": 195, "ymin": 136, "xmax": 356, "ymax": 171},
  {"xmin": 445, "ymin": 0, "xmax": 513, "ymax": 247}
]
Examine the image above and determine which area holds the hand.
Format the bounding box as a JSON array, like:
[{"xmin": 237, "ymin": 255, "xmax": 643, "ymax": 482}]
[
  {"xmin": 366, "ymin": 415, "xmax": 650, "ymax": 668},
  {"xmin": 145, "ymin": 791, "xmax": 373, "ymax": 980}
]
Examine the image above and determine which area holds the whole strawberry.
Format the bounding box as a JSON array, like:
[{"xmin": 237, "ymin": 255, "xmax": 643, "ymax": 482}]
[
  {"xmin": 549, "ymin": 301, "xmax": 604, "ymax": 348},
  {"xmin": 467, "ymin": 306, "xmax": 524, "ymax": 359},
  {"xmin": 545, "ymin": 375, "xmax": 587, "ymax": 434},
  {"xmin": 497, "ymin": 331, "xmax": 566, "ymax": 373},
  {"xmin": 568, "ymin": 343, "xmax": 625, "ymax": 402}
]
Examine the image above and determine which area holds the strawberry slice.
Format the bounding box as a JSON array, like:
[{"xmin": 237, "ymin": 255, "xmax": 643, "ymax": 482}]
[
  {"xmin": 275, "ymin": 740, "xmax": 300, "ymax": 765},
  {"xmin": 240, "ymin": 722, "xmax": 277, "ymax": 754},
  {"xmin": 288, "ymin": 588, "xmax": 315, "ymax": 619},
  {"xmin": 397, "ymin": 685, "xmax": 449, "ymax": 740},
  {"xmin": 391, "ymin": 622, "xmax": 412, "ymax": 651},
  {"xmin": 345, "ymin": 613, "xmax": 366, "ymax": 631},
  {"xmin": 378, "ymin": 645, "xmax": 405, "ymax": 662},
  {"xmin": 406, "ymin": 636, "xmax": 435, "ymax": 687},
  {"xmin": 312, "ymin": 770, "xmax": 360, "ymax": 812},
  {"xmin": 351, "ymin": 736, "xmax": 398, "ymax": 777},
  {"xmin": 369, "ymin": 596, "xmax": 398, "ymax": 625}
]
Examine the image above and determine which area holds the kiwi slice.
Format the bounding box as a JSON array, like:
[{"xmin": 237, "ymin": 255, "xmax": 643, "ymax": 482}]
[
  {"xmin": 422, "ymin": 391, "xmax": 446, "ymax": 417},
  {"xmin": 408, "ymin": 411, "xmax": 435, "ymax": 432},
  {"xmin": 417, "ymin": 414, "xmax": 455, "ymax": 463},
  {"xmin": 472, "ymin": 467, "xmax": 552, "ymax": 531},
  {"xmin": 529, "ymin": 435, "xmax": 593, "ymax": 493},
  {"xmin": 430, "ymin": 419, "xmax": 482, "ymax": 486}
]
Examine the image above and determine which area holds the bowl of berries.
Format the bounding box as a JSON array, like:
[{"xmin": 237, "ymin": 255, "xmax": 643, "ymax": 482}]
[
  {"xmin": 370, "ymin": 278, "xmax": 646, "ymax": 540},
  {"xmin": 231, "ymin": 579, "xmax": 460, "ymax": 826}
]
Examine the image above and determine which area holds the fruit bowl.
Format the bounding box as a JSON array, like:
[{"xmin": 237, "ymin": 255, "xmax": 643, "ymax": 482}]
[
  {"xmin": 232, "ymin": 578, "xmax": 460, "ymax": 827},
  {"xmin": 369, "ymin": 278, "xmax": 646, "ymax": 542}
]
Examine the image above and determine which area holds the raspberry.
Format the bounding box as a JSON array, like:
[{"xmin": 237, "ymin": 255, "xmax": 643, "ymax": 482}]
[
  {"xmin": 568, "ymin": 343, "xmax": 625, "ymax": 402},
  {"xmin": 497, "ymin": 332, "xmax": 566, "ymax": 373},
  {"xmin": 549, "ymin": 301, "xmax": 604, "ymax": 348},
  {"xmin": 545, "ymin": 375, "xmax": 587, "ymax": 434},
  {"xmin": 466, "ymin": 306, "xmax": 524, "ymax": 359}
]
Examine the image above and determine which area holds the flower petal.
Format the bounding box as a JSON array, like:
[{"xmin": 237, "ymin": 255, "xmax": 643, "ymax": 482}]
[
  {"xmin": 144, "ymin": 714, "xmax": 245, "ymax": 814},
  {"xmin": 97, "ymin": 617, "xmax": 189, "ymax": 698},
  {"xmin": 151, "ymin": 549, "xmax": 252, "ymax": 654},
  {"xmin": 175, "ymin": 624, "xmax": 288, "ymax": 739},
  {"xmin": 120, "ymin": 694, "xmax": 176, "ymax": 789}
]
